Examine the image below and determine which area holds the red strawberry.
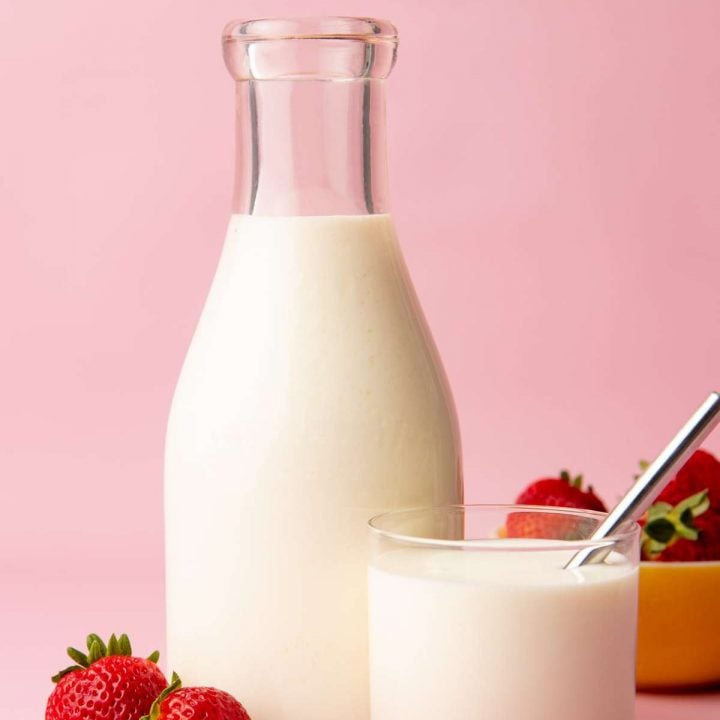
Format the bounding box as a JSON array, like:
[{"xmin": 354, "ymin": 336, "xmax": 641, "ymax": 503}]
[
  {"xmin": 46, "ymin": 633, "xmax": 167, "ymax": 720},
  {"xmin": 653, "ymin": 449, "xmax": 720, "ymax": 509},
  {"xmin": 141, "ymin": 674, "xmax": 251, "ymax": 720},
  {"xmin": 515, "ymin": 470, "xmax": 607, "ymax": 511},
  {"xmin": 641, "ymin": 449, "xmax": 720, "ymax": 561},
  {"xmin": 649, "ymin": 512, "xmax": 720, "ymax": 561},
  {"xmin": 506, "ymin": 470, "xmax": 607, "ymax": 539}
]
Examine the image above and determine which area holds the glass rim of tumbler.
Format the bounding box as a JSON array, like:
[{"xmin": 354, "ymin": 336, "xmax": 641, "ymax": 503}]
[{"xmin": 369, "ymin": 504, "xmax": 641, "ymax": 553}]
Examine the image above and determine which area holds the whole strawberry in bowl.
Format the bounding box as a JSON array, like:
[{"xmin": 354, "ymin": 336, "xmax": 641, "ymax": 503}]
[
  {"xmin": 636, "ymin": 449, "xmax": 720, "ymax": 689},
  {"xmin": 46, "ymin": 633, "xmax": 167, "ymax": 720},
  {"xmin": 514, "ymin": 469, "xmax": 607, "ymax": 512},
  {"xmin": 505, "ymin": 470, "xmax": 607, "ymax": 539}
]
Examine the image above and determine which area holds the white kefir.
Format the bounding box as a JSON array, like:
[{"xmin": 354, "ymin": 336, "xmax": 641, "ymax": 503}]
[
  {"xmin": 369, "ymin": 543, "xmax": 638, "ymax": 720},
  {"xmin": 165, "ymin": 213, "xmax": 462, "ymax": 719}
]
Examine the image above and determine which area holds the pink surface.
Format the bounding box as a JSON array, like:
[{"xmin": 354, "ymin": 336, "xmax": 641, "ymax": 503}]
[{"xmin": 1, "ymin": 1, "xmax": 719, "ymax": 717}]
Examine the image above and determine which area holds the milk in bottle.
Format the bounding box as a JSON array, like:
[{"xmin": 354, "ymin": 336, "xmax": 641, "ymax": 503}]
[{"xmin": 165, "ymin": 18, "xmax": 462, "ymax": 720}]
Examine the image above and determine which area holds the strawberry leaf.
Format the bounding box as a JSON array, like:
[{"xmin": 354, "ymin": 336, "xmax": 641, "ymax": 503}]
[
  {"xmin": 676, "ymin": 489, "xmax": 710, "ymax": 519},
  {"xmin": 642, "ymin": 489, "xmax": 711, "ymax": 558},
  {"xmin": 675, "ymin": 520, "xmax": 700, "ymax": 541},
  {"xmin": 87, "ymin": 640, "xmax": 104, "ymax": 665},
  {"xmin": 558, "ymin": 470, "xmax": 584, "ymax": 489},
  {"xmin": 86, "ymin": 634, "xmax": 107, "ymax": 657},
  {"xmin": 107, "ymin": 634, "xmax": 120, "ymax": 656},
  {"xmin": 645, "ymin": 518, "xmax": 676, "ymax": 544},
  {"xmin": 141, "ymin": 672, "xmax": 183, "ymax": 720},
  {"xmin": 119, "ymin": 634, "xmax": 132, "ymax": 656},
  {"xmin": 642, "ymin": 538, "xmax": 667, "ymax": 559},
  {"xmin": 51, "ymin": 665, "xmax": 83, "ymax": 683},
  {"xmin": 55, "ymin": 632, "xmax": 151, "ymax": 681},
  {"xmin": 647, "ymin": 502, "xmax": 673, "ymax": 522},
  {"xmin": 634, "ymin": 459, "xmax": 651, "ymax": 481},
  {"xmin": 66, "ymin": 647, "xmax": 89, "ymax": 668},
  {"xmin": 668, "ymin": 490, "xmax": 708, "ymax": 541}
]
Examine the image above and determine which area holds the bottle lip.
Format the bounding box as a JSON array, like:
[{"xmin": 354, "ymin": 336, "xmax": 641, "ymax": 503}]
[
  {"xmin": 222, "ymin": 16, "xmax": 398, "ymax": 45},
  {"xmin": 223, "ymin": 17, "xmax": 398, "ymax": 81}
]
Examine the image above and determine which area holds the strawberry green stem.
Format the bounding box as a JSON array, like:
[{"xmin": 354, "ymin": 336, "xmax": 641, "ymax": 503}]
[
  {"xmin": 141, "ymin": 673, "xmax": 183, "ymax": 720},
  {"xmin": 51, "ymin": 633, "xmax": 161, "ymax": 684},
  {"xmin": 642, "ymin": 489, "xmax": 710, "ymax": 559},
  {"xmin": 560, "ymin": 470, "xmax": 584, "ymax": 489}
]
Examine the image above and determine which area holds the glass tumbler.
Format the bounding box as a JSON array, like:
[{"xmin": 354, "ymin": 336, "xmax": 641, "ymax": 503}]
[{"xmin": 368, "ymin": 505, "xmax": 640, "ymax": 720}]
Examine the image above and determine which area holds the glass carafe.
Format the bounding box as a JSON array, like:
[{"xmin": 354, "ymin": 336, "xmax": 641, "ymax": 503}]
[{"xmin": 165, "ymin": 17, "xmax": 463, "ymax": 720}]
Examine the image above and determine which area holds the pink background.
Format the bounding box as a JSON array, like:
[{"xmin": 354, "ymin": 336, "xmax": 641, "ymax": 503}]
[{"xmin": 1, "ymin": 1, "xmax": 719, "ymax": 717}]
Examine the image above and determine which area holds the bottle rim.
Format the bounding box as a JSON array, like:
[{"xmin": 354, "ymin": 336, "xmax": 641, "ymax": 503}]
[
  {"xmin": 222, "ymin": 16, "xmax": 398, "ymax": 45},
  {"xmin": 223, "ymin": 17, "xmax": 398, "ymax": 81}
]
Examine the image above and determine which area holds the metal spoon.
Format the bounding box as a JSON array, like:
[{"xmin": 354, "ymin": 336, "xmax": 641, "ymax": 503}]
[{"xmin": 566, "ymin": 391, "xmax": 720, "ymax": 569}]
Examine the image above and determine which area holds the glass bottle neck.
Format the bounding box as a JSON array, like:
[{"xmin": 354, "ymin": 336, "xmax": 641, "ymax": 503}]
[{"xmin": 232, "ymin": 78, "xmax": 390, "ymax": 216}]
